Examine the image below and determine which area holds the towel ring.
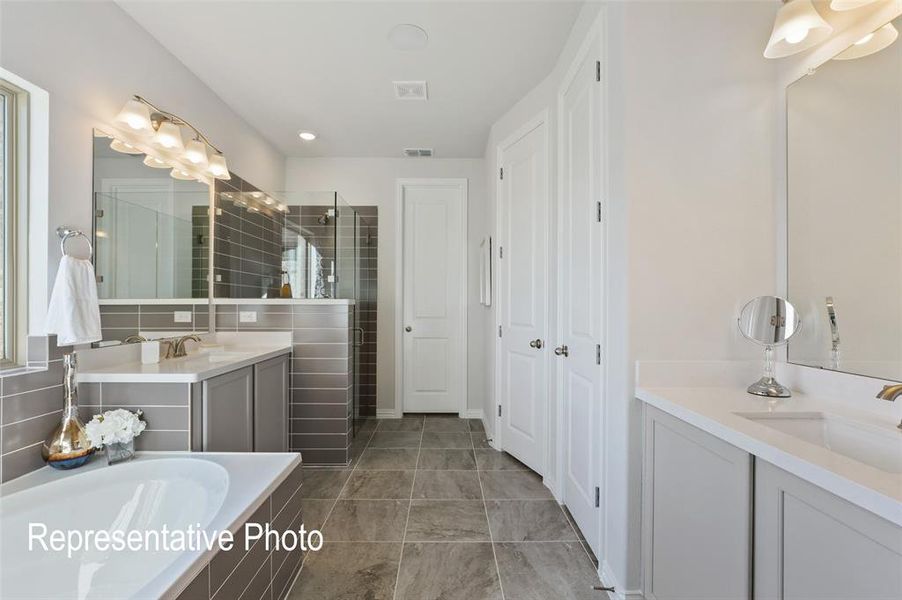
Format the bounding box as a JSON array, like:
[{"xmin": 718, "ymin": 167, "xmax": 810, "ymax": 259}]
[{"xmin": 57, "ymin": 226, "xmax": 93, "ymax": 259}]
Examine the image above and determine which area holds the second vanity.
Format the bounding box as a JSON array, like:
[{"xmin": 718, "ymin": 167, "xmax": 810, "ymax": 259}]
[
  {"xmin": 76, "ymin": 332, "xmax": 292, "ymax": 454},
  {"xmin": 636, "ymin": 365, "xmax": 902, "ymax": 600}
]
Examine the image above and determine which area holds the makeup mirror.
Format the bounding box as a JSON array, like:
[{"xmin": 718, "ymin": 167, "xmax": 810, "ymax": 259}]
[{"xmin": 738, "ymin": 296, "xmax": 801, "ymax": 397}]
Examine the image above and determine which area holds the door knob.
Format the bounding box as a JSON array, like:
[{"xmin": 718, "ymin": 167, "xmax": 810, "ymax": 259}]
[
  {"xmin": 405, "ymin": 326, "xmax": 412, "ymax": 332},
  {"xmin": 529, "ymin": 339, "xmax": 544, "ymax": 349},
  {"xmin": 554, "ymin": 345, "xmax": 569, "ymax": 357}
]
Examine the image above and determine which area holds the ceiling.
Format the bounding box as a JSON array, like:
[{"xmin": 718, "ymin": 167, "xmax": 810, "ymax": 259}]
[{"xmin": 118, "ymin": 1, "xmax": 582, "ymax": 158}]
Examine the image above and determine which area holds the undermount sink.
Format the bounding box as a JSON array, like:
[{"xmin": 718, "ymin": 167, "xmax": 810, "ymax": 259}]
[{"xmin": 735, "ymin": 411, "xmax": 902, "ymax": 474}]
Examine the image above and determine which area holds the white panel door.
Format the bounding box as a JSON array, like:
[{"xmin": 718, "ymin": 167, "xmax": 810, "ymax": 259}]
[
  {"xmin": 498, "ymin": 120, "xmax": 548, "ymax": 474},
  {"xmin": 400, "ymin": 180, "xmax": 466, "ymax": 413},
  {"xmin": 559, "ymin": 36, "xmax": 603, "ymax": 554}
]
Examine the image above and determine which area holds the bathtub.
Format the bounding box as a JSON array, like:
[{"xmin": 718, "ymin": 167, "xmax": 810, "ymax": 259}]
[{"xmin": 0, "ymin": 452, "xmax": 301, "ymax": 599}]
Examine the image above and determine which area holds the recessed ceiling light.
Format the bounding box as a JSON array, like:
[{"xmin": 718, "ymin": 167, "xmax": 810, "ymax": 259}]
[
  {"xmin": 298, "ymin": 131, "xmax": 317, "ymax": 141},
  {"xmin": 388, "ymin": 24, "xmax": 428, "ymax": 51}
]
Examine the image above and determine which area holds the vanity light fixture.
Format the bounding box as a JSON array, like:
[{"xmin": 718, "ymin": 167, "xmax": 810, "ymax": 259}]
[
  {"xmin": 170, "ymin": 167, "xmax": 196, "ymax": 181},
  {"xmin": 264, "ymin": 196, "xmax": 275, "ymax": 206},
  {"xmin": 834, "ymin": 22, "xmax": 899, "ymax": 59},
  {"xmin": 112, "ymin": 95, "xmax": 230, "ymax": 181},
  {"xmin": 298, "ymin": 131, "xmax": 317, "ymax": 141},
  {"xmin": 764, "ymin": 0, "xmax": 833, "ymax": 58},
  {"xmin": 830, "ymin": 0, "xmax": 880, "ymax": 10}
]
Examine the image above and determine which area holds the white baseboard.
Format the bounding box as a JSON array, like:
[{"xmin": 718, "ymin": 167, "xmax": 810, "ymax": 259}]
[
  {"xmin": 376, "ymin": 409, "xmax": 398, "ymax": 419},
  {"xmin": 462, "ymin": 408, "xmax": 484, "ymax": 420},
  {"xmin": 600, "ymin": 562, "xmax": 644, "ymax": 600}
]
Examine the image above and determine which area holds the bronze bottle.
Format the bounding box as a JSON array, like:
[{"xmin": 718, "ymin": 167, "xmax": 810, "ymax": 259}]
[{"xmin": 41, "ymin": 353, "xmax": 94, "ymax": 469}]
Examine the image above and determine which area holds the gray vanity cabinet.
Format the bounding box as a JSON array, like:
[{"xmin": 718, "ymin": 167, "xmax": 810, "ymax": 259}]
[
  {"xmin": 754, "ymin": 460, "xmax": 902, "ymax": 599},
  {"xmin": 642, "ymin": 406, "xmax": 752, "ymax": 600},
  {"xmin": 202, "ymin": 366, "xmax": 255, "ymax": 452},
  {"xmin": 253, "ymin": 354, "xmax": 289, "ymax": 452}
]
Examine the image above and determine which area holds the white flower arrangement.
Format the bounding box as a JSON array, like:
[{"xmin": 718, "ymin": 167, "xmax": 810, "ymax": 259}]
[{"xmin": 85, "ymin": 409, "xmax": 147, "ymax": 449}]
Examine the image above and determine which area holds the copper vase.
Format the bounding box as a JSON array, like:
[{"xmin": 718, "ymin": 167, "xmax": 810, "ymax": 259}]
[{"xmin": 41, "ymin": 353, "xmax": 94, "ymax": 469}]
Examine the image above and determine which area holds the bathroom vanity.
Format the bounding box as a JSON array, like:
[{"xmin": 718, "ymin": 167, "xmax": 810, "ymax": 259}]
[
  {"xmin": 637, "ymin": 382, "xmax": 902, "ymax": 599},
  {"xmin": 76, "ymin": 332, "xmax": 292, "ymax": 453}
]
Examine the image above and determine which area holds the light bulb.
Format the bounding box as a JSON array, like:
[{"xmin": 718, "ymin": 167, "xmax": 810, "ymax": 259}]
[
  {"xmin": 154, "ymin": 121, "xmax": 184, "ymax": 151},
  {"xmin": 264, "ymin": 197, "xmax": 275, "ymax": 206},
  {"xmin": 784, "ymin": 27, "xmax": 809, "ymax": 44},
  {"xmin": 143, "ymin": 155, "xmax": 170, "ymax": 169},
  {"xmin": 170, "ymin": 167, "xmax": 196, "ymax": 181},
  {"xmin": 208, "ymin": 154, "xmax": 230, "ymax": 180},
  {"xmin": 854, "ymin": 32, "xmax": 876, "ymax": 46},
  {"xmin": 110, "ymin": 139, "xmax": 142, "ymax": 155},
  {"xmin": 298, "ymin": 131, "xmax": 317, "ymax": 141},
  {"xmin": 115, "ymin": 99, "xmax": 152, "ymax": 133},
  {"xmin": 184, "ymin": 139, "xmax": 209, "ymax": 166}
]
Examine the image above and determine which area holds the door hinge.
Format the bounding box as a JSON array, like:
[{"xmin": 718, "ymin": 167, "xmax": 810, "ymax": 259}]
[
  {"xmin": 499, "ymin": 167, "xmax": 504, "ymax": 180},
  {"xmin": 596, "ymin": 201, "xmax": 602, "ymax": 223},
  {"xmin": 596, "ymin": 344, "xmax": 601, "ymax": 365},
  {"xmin": 595, "ymin": 60, "xmax": 601, "ymax": 82},
  {"xmin": 498, "ymin": 325, "xmax": 503, "ymax": 338},
  {"xmin": 498, "ymin": 405, "xmax": 502, "ymax": 417},
  {"xmin": 499, "ymin": 246, "xmax": 503, "ymax": 259},
  {"xmin": 595, "ymin": 486, "xmax": 600, "ymax": 508}
]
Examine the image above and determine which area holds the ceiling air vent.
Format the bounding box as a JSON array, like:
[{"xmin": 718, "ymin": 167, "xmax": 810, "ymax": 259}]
[
  {"xmin": 404, "ymin": 148, "xmax": 433, "ymax": 158},
  {"xmin": 394, "ymin": 80, "xmax": 428, "ymax": 100}
]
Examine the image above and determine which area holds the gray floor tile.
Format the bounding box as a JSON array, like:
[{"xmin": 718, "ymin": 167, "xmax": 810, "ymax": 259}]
[
  {"xmin": 475, "ymin": 449, "xmax": 529, "ymax": 470},
  {"xmin": 300, "ymin": 499, "xmax": 334, "ymax": 532},
  {"xmin": 420, "ymin": 432, "xmax": 472, "ymax": 449},
  {"xmin": 412, "ymin": 470, "xmax": 483, "ymax": 500},
  {"xmin": 494, "ymin": 541, "xmax": 601, "ymax": 600},
  {"xmin": 417, "ymin": 448, "xmax": 477, "ymax": 470},
  {"xmin": 322, "ymin": 499, "xmax": 409, "ymax": 541},
  {"xmin": 341, "ymin": 470, "xmax": 415, "ymax": 499},
  {"xmin": 468, "ymin": 419, "xmax": 486, "ymax": 433},
  {"xmin": 396, "ymin": 542, "xmax": 502, "ymax": 600},
  {"xmin": 405, "ymin": 500, "xmax": 491, "ymax": 542},
  {"xmin": 486, "ymin": 500, "xmax": 580, "ymax": 541},
  {"xmin": 423, "ymin": 417, "xmax": 470, "ymax": 433},
  {"xmin": 479, "ymin": 470, "xmax": 552, "ymax": 499},
  {"xmin": 368, "ymin": 431, "xmax": 422, "ymax": 448},
  {"xmin": 376, "ymin": 417, "xmax": 424, "ymax": 432},
  {"xmin": 357, "ymin": 448, "xmax": 419, "ymax": 470},
  {"xmin": 289, "ymin": 542, "xmax": 401, "ymax": 600},
  {"xmin": 299, "ymin": 469, "xmax": 352, "ymax": 499},
  {"xmin": 471, "ymin": 432, "xmax": 492, "ymax": 448}
]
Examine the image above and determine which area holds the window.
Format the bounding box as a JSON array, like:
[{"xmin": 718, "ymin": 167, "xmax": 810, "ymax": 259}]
[{"xmin": 1, "ymin": 79, "xmax": 23, "ymax": 365}]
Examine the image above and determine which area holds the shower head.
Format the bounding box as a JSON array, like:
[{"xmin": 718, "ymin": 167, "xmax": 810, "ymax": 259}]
[{"xmin": 317, "ymin": 213, "xmax": 330, "ymax": 225}]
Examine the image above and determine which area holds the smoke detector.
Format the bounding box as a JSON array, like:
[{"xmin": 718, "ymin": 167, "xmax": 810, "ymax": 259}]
[
  {"xmin": 394, "ymin": 81, "xmax": 428, "ymax": 100},
  {"xmin": 404, "ymin": 148, "xmax": 433, "ymax": 158}
]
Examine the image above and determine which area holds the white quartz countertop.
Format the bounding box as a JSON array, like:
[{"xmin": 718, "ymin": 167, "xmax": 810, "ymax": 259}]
[
  {"xmin": 76, "ymin": 332, "xmax": 292, "ymax": 383},
  {"xmin": 636, "ymin": 386, "xmax": 902, "ymax": 526}
]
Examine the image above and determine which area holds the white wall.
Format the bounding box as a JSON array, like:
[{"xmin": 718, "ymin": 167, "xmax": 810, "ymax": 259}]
[
  {"xmin": 0, "ymin": 1, "xmax": 285, "ymax": 291},
  {"xmin": 283, "ymin": 157, "xmax": 488, "ymax": 415}
]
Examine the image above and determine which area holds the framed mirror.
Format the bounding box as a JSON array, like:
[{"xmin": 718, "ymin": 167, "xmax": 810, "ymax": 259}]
[
  {"xmin": 92, "ymin": 129, "xmax": 212, "ymax": 300},
  {"xmin": 786, "ymin": 16, "xmax": 902, "ymax": 381}
]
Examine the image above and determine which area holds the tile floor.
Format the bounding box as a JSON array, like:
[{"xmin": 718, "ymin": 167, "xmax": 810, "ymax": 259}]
[{"xmin": 287, "ymin": 415, "xmax": 606, "ymax": 600}]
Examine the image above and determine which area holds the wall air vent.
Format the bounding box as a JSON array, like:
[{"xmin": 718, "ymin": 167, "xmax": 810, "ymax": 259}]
[
  {"xmin": 394, "ymin": 80, "xmax": 428, "ymax": 100},
  {"xmin": 404, "ymin": 148, "xmax": 433, "ymax": 158}
]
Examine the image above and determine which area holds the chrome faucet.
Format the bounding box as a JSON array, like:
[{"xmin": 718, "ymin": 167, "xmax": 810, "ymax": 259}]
[
  {"xmin": 875, "ymin": 384, "xmax": 902, "ymax": 430},
  {"xmin": 164, "ymin": 335, "xmax": 201, "ymax": 359}
]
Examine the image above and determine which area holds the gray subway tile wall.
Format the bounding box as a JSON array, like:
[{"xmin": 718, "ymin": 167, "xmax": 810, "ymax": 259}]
[
  {"xmin": 98, "ymin": 303, "xmax": 210, "ymax": 342},
  {"xmin": 0, "ymin": 335, "xmax": 72, "ymax": 483},
  {"xmin": 214, "ymin": 302, "xmax": 355, "ymax": 465},
  {"xmin": 356, "ymin": 206, "xmax": 378, "ymax": 419}
]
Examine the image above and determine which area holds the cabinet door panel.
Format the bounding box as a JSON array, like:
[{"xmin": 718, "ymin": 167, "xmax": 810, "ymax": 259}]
[
  {"xmin": 254, "ymin": 354, "xmax": 289, "ymax": 452},
  {"xmin": 202, "ymin": 366, "xmax": 254, "ymax": 452},
  {"xmin": 755, "ymin": 460, "xmax": 902, "ymax": 599},
  {"xmin": 643, "ymin": 405, "xmax": 752, "ymax": 600}
]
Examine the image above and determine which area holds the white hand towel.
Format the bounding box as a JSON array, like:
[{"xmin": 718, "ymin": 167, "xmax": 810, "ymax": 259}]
[{"xmin": 46, "ymin": 255, "xmax": 102, "ymax": 346}]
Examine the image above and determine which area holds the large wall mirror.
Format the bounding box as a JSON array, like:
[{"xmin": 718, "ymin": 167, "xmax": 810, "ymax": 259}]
[
  {"xmin": 92, "ymin": 129, "xmax": 211, "ymax": 300},
  {"xmin": 787, "ymin": 15, "xmax": 902, "ymax": 381}
]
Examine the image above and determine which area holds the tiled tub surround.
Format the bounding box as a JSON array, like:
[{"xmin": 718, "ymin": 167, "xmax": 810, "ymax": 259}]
[
  {"xmin": 214, "ymin": 302, "xmax": 356, "ymax": 465},
  {"xmin": 0, "ymin": 452, "xmax": 303, "ymax": 600},
  {"xmin": 0, "ymin": 335, "xmax": 72, "ymax": 483}
]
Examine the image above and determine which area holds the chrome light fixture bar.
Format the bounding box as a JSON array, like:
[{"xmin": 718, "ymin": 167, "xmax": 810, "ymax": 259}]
[{"xmin": 111, "ymin": 95, "xmax": 230, "ymax": 182}]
